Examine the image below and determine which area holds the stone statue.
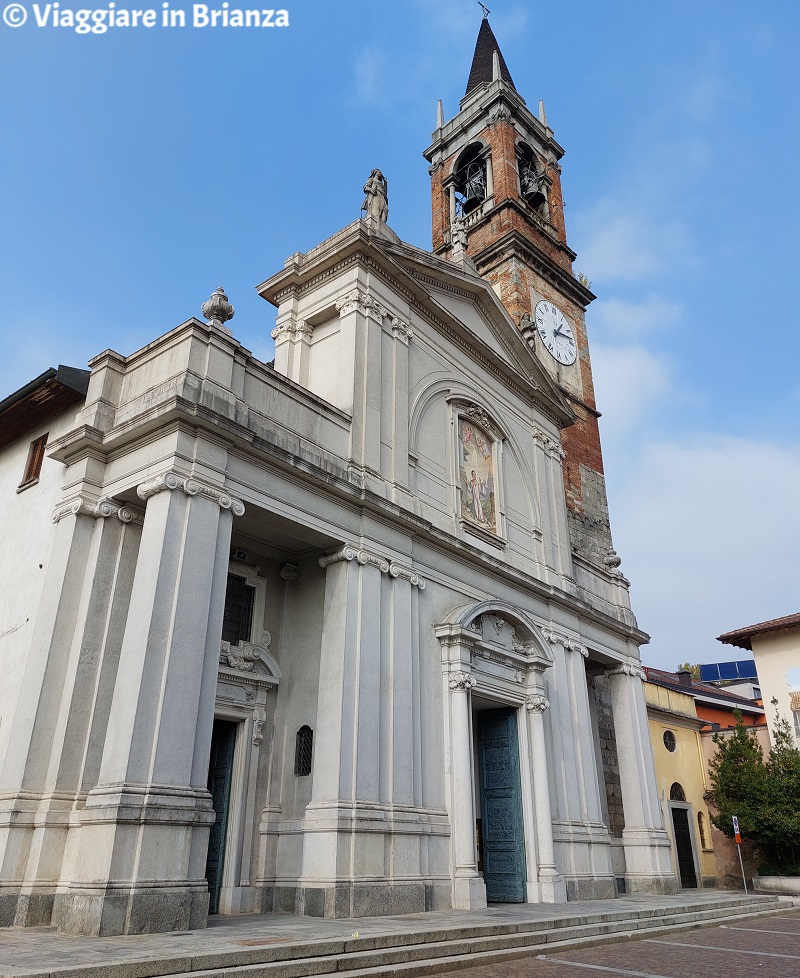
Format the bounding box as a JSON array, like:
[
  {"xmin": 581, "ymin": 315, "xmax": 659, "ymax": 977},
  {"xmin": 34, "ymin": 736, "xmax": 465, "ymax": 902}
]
[
  {"xmin": 451, "ymin": 219, "xmax": 468, "ymax": 252},
  {"xmin": 363, "ymin": 169, "xmax": 389, "ymax": 223}
]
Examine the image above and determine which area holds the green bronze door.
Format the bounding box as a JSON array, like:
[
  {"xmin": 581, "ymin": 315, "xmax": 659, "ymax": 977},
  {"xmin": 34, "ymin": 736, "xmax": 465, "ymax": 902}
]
[
  {"xmin": 205, "ymin": 718, "xmax": 237, "ymax": 914},
  {"xmin": 477, "ymin": 707, "xmax": 527, "ymax": 903}
]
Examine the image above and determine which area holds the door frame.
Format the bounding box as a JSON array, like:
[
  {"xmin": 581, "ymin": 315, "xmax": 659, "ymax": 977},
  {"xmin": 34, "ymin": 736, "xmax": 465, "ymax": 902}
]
[
  {"xmin": 668, "ymin": 801, "xmax": 701, "ymax": 889},
  {"xmin": 475, "ymin": 705, "xmax": 528, "ymax": 902}
]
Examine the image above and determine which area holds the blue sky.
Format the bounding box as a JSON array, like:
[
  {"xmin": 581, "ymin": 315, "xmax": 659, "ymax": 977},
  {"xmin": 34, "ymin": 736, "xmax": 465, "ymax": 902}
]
[{"xmin": 2, "ymin": 0, "xmax": 798, "ymax": 670}]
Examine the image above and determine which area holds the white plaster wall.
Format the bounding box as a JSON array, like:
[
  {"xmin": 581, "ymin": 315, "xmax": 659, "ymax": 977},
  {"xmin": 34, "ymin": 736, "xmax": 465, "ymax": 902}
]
[
  {"xmin": 752, "ymin": 629, "xmax": 800, "ymax": 745},
  {"xmin": 0, "ymin": 409, "xmax": 80, "ymax": 773}
]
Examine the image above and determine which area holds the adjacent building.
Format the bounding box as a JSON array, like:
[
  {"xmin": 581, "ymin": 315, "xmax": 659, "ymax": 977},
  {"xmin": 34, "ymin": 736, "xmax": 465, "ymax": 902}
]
[{"xmin": 718, "ymin": 614, "xmax": 800, "ymax": 746}]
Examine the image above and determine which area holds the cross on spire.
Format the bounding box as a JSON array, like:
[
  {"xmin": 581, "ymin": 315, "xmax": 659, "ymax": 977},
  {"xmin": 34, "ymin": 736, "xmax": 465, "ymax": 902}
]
[{"xmin": 478, "ymin": 1, "xmax": 490, "ymax": 18}]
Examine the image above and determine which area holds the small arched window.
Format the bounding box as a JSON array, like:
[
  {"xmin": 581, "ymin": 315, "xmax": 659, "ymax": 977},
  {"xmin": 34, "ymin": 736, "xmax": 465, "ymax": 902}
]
[
  {"xmin": 454, "ymin": 143, "xmax": 487, "ymax": 217},
  {"xmin": 697, "ymin": 811, "xmax": 708, "ymax": 848},
  {"xmin": 670, "ymin": 782, "xmax": 686, "ymax": 802},
  {"xmin": 517, "ymin": 143, "xmax": 548, "ymax": 215},
  {"xmin": 295, "ymin": 725, "xmax": 313, "ymax": 777},
  {"xmin": 663, "ymin": 730, "xmax": 677, "ymax": 752}
]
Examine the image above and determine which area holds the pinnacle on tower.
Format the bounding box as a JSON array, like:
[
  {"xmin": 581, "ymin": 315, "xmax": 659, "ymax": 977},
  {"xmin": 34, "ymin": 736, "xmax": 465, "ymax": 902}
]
[{"xmin": 464, "ymin": 17, "xmax": 516, "ymax": 97}]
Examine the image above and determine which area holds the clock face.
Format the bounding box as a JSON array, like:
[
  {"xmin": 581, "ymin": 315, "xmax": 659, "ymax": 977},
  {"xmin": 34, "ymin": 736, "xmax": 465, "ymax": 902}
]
[{"xmin": 534, "ymin": 300, "xmax": 577, "ymax": 365}]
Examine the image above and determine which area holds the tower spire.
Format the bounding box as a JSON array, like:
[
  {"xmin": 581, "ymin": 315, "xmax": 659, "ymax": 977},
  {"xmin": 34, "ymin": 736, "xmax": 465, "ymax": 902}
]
[{"xmin": 465, "ymin": 17, "xmax": 516, "ymax": 96}]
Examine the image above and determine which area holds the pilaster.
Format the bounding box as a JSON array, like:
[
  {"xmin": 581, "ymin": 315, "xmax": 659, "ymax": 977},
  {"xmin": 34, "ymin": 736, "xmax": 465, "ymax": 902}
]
[
  {"xmin": 607, "ymin": 661, "xmax": 677, "ymax": 894},
  {"xmin": 0, "ymin": 498, "xmax": 141, "ymax": 928}
]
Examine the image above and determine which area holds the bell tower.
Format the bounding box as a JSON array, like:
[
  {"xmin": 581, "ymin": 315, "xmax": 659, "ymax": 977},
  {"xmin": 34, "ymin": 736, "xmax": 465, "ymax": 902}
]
[{"xmin": 424, "ymin": 16, "xmax": 618, "ymax": 569}]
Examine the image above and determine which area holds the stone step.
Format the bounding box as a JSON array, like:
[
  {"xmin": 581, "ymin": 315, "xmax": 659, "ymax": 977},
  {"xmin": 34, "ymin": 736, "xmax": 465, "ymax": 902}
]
[{"xmin": 17, "ymin": 897, "xmax": 789, "ymax": 978}]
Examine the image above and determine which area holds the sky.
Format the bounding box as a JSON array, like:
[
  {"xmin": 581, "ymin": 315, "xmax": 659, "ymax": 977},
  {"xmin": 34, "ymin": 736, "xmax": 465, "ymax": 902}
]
[{"xmin": 1, "ymin": 0, "xmax": 798, "ymax": 671}]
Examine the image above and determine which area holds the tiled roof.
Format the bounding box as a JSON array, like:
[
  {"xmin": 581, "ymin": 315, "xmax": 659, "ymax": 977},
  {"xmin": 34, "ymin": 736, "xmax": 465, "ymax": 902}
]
[
  {"xmin": 644, "ymin": 667, "xmax": 762, "ymax": 708},
  {"xmin": 465, "ymin": 18, "xmax": 516, "ymax": 97},
  {"xmin": 717, "ymin": 612, "xmax": 800, "ymax": 650}
]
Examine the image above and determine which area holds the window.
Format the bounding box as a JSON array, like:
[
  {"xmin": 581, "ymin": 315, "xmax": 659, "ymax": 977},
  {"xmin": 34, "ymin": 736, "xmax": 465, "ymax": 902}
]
[
  {"xmin": 222, "ymin": 573, "xmax": 255, "ymax": 646},
  {"xmin": 670, "ymin": 782, "xmax": 686, "ymax": 802},
  {"xmin": 697, "ymin": 811, "xmax": 708, "ymax": 849},
  {"xmin": 663, "ymin": 730, "xmax": 677, "ymax": 753},
  {"xmin": 517, "ymin": 143, "xmax": 548, "ymax": 215},
  {"xmin": 454, "ymin": 143, "xmax": 487, "ymax": 217},
  {"xmin": 18, "ymin": 433, "xmax": 48, "ymax": 490},
  {"xmin": 295, "ymin": 726, "xmax": 313, "ymax": 777}
]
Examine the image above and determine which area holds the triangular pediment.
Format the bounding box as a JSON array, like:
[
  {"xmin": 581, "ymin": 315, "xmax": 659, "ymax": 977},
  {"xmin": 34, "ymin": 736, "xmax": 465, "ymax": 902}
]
[{"xmin": 383, "ymin": 241, "xmax": 574, "ymax": 426}]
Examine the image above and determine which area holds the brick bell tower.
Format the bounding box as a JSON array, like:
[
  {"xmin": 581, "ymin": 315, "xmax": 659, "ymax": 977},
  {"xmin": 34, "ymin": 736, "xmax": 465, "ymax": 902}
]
[{"xmin": 424, "ymin": 15, "xmax": 619, "ymax": 569}]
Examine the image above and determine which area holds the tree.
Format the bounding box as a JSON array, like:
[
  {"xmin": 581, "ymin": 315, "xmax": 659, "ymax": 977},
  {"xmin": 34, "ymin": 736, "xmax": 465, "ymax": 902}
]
[
  {"xmin": 677, "ymin": 662, "xmax": 701, "ymax": 679},
  {"xmin": 707, "ymin": 707, "xmax": 800, "ymax": 875}
]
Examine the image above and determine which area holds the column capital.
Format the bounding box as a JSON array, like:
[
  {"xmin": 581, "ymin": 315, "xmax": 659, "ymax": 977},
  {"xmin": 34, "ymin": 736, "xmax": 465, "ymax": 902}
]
[
  {"xmin": 319, "ymin": 544, "xmax": 425, "ymax": 588},
  {"xmin": 136, "ymin": 471, "xmax": 245, "ymax": 516},
  {"xmin": 532, "ymin": 425, "xmax": 564, "ymax": 459},
  {"xmin": 334, "ymin": 287, "xmax": 388, "ymax": 322},
  {"xmin": 391, "ymin": 316, "xmax": 413, "ymax": 344},
  {"xmin": 543, "ymin": 630, "xmax": 588, "ymax": 657},
  {"xmin": 271, "ymin": 318, "xmax": 313, "ymax": 341},
  {"xmin": 609, "ymin": 661, "xmax": 646, "ymax": 682},
  {"xmin": 525, "ymin": 694, "xmax": 550, "ymax": 713},
  {"xmin": 52, "ymin": 495, "xmax": 145, "ymax": 524},
  {"xmin": 448, "ymin": 671, "xmax": 476, "ymax": 692}
]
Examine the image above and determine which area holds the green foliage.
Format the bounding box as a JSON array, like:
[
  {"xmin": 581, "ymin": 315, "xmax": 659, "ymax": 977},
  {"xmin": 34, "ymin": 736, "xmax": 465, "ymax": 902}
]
[
  {"xmin": 677, "ymin": 662, "xmax": 701, "ymax": 679},
  {"xmin": 708, "ymin": 707, "xmax": 800, "ymax": 875}
]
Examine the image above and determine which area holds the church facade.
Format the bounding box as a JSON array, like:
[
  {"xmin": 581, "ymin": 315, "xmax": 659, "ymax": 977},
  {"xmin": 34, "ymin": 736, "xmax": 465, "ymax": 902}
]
[{"xmin": 0, "ymin": 21, "xmax": 676, "ymax": 937}]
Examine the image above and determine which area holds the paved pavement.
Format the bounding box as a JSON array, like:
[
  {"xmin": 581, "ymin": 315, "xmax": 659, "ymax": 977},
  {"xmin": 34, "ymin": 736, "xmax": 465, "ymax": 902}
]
[
  {"xmin": 0, "ymin": 893, "xmax": 790, "ymax": 977},
  {"xmin": 424, "ymin": 910, "xmax": 800, "ymax": 978}
]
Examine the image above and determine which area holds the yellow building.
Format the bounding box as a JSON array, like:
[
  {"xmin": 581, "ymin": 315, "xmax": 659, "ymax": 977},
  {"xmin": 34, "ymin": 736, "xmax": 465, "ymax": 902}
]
[{"xmin": 644, "ymin": 680, "xmax": 716, "ymax": 888}]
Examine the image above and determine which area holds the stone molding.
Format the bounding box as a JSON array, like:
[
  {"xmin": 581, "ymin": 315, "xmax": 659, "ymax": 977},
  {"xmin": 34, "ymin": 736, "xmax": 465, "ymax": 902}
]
[
  {"xmin": 137, "ymin": 471, "xmax": 245, "ymax": 516},
  {"xmin": 52, "ymin": 496, "xmax": 144, "ymax": 525},
  {"xmin": 544, "ymin": 630, "xmax": 588, "ymax": 657},
  {"xmin": 219, "ymin": 634, "xmax": 272, "ymax": 674},
  {"xmin": 448, "ymin": 671, "xmax": 477, "ymax": 692},
  {"xmin": 609, "ymin": 661, "xmax": 646, "ymax": 682},
  {"xmin": 318, "ymin": 545, "xmax": 426, "ymax": 589},
  {"xmin": 525, "ymin": 694, "xmax": 550, "ymax": 713}
]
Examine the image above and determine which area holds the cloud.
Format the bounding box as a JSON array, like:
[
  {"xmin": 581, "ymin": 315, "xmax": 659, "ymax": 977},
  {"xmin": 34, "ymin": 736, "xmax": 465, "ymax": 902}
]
[
  {"xmin": 591, "ymin": 294, "xmax": 682, "ymax": 341},
  {"xmin": 574, "ymin": 201, "xmax": 693, "ymax": 284},
  {"xmin": 592, "ymin": 343, "xmax": 673, "ymax": 444},
  {"xmin": 608, "ymin": 435, "xmax": 800, "ymax": 670}
]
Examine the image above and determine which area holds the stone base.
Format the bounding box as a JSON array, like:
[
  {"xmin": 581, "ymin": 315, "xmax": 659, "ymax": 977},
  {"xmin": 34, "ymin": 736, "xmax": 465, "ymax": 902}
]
[
  {"xmin": 452, "ymin": 875, "xmax": 487, "ymax": 910},
  {"xmin": 0, "ymin": 886, "xmax": 56, "ymax": 928},
  {"xmin": 564, "ymin": 876, "xmax": 616, "ymax": 901},
  {"xmin": 57, "ymin": 883, "xmax": 210, "ymax": 936},
  {"xmin": 624, "ymin": 873, "xmax": 680, "ymax": 895},
  {"xmin": 537, "ymin": 876, "xmax": 568, "ymax": 903},
  {"xmin": 264, "ymin": 881, "xmax": 450, "ymax": 918}
]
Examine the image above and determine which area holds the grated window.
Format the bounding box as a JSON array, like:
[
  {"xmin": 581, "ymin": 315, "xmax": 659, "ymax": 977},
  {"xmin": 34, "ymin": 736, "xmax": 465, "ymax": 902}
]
[
  {"xmin": 663, "ymin": 730, "xmax": 677, "ymax": 752},
  {"xmin": 222, "ymin": 574, "xmax": 254, "ymax": 646},
  {"xmin": 670, "ymin": 782, "xmax": 686, "ymax": 802},
  {"xmin": 295, "ymin": 725, "xmax": 313, "ymax": 777}
]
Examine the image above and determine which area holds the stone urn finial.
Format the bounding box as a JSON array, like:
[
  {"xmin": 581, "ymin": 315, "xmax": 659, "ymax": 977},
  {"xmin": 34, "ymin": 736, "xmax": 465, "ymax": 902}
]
[{"xmin": 202, "ymin": 285, "xmax": 235, "ymax": 334}]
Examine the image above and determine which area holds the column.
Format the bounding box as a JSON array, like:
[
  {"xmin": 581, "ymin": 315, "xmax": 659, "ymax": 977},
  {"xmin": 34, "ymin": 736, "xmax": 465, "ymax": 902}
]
[
  {"xmin": 524, "ymin": 694, "xmax": 566, "ymax": 902},
  {"xmin": 447, "ymin": 669, "xmax": 486, "ymax": 910},
  {"xmin": 59, "ymin": 471, "xmax": 243, "ymax": 936},
  {"xmin": 607, "ymin": 662, "xmax": 676, "ymax": 893}
]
